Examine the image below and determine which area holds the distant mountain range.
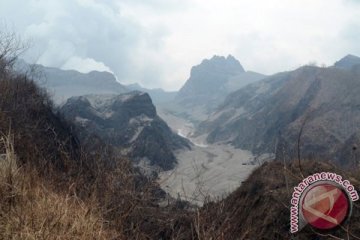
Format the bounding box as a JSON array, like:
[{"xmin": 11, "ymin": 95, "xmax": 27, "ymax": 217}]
[
  {"xmin": 197, "ymin": 54, "xmax": 360, "ymax": 166},
  {"xmin": 126, "ymin": 83, "xmax": 177, "ymax": 104},
  {"xmin": 16, "ymin": 60, "xmax": 176, "ymax": 105},
  {"xmin": 16, "ymin": 54, "xmax": 360, "ymax": 168},
  {"xmin": 60, "ymin": 91, "xmax": 191, "ymax": 170},
  {"xmin": 15, "ymin": 60, "xmax": 128, "ymax": 104},
  {"xmin": 16, "ymin": 56, "xmax": 265, "ymax": 113}
]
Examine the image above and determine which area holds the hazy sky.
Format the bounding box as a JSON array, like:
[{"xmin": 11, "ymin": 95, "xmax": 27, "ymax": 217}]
[{"xmin": 1, "ymin": 0, "xmax": 359, "ymax": 90}]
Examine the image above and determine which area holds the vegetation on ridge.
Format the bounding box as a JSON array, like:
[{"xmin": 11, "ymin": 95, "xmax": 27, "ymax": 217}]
[{"xmin": 1, "ymin": 32, "xmax": 360, "ymax": 239}]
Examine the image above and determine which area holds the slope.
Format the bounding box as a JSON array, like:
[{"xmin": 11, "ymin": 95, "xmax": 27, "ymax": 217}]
[
  {"xmin": 199, "ymin": 60, "xmax": 360, "ymax": 166},
  {"xmin": 60, "ymin": 92, "xmax": 191, "ymax": 170}
]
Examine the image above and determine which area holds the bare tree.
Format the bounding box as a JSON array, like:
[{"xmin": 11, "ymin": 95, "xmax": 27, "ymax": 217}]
[{"xmin": 0, "ymin": 29, "xmax": 28, "ymax": 72}]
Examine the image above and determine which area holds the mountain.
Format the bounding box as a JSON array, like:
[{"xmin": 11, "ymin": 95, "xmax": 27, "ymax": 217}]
[
  {"xmin": 60, "ymin": 91, "xmax": 191, "ymax": 170},
  {"xmin": 126, "ymin": 83, "xmax": 177, "ymax": 104},
  {"xmin": 0, "ymin": 55, "xmax": 196, "ymax": 240},
  {"xmin": 198, "ymin": 58, "xmax": 360, "ymax": 166},
  {"xmin": 15, "ymin": 60, "xmax": 128, "ymax": 104},
  {"xmin": 334, "ymin": 54, "xmax": 360, "ymax": 69},
  {"xmin": 14, "ymin": 61, "xmax": 191, "ymax": 170},
  {"xmin": 4, "ymin": 53, "xmax": 360, "ymax": 240},
  {"xmin": 198, "ymin": 160, "xmax": 359, "ymax": 239},
  {"xmin": 176, "ymin": 55, "xmax": 245, "ymax": 101},
  {"xmin": 169, "ymin": 55, "xmax": 265, "ymax": 123}
]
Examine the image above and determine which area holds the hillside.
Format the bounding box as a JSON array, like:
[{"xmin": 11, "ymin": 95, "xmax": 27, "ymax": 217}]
[
  {"xmin": 60, "ymin": 92, "xmax": 191, "ymax": 170},
  {"xmin": 198, "ymin": 59, "xmax": 360, "ymax": 166},
  {"xmin": 2, "ymin": 50, "xmax": 360, "ymax": 239},
  {"xmin": 0, "ymin": 51, "xmax": 196, "ymax": 239},
  {"xmin": 197, "ymin": 159, "xmax": 360, "ymax": 239},
  {"xmin": 0, "ymin": 62, "xmax": 81, "ymax": 173}
]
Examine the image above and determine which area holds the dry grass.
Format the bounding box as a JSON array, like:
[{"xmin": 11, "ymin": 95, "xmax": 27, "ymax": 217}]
[
  {"xmin": 0, "ymin": 131, "xmax": 195, "ymax": 240},
  {"xmin": 3, "ymin": 31, "xmax": 360, "ymax": 239},
  {"xmin": 0, "ymin": 42, "xmax": 195, "ymax": 239},
  {"xmin": 195, "ymin": 160, "xmax": 360, "ymax": 239},
  {"xmin": 0, "ymin": 133, "xmax": 118, "ymax": 240}
]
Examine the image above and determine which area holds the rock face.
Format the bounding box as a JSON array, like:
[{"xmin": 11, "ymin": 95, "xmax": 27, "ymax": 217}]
[
  {"xmin": 177, "ymin": 55, "xmax": 245, "ymax": 101},
  {"xmin": 198, "ymin": 58, "xmax": 360, "ymax": 166},
  {"xmin": 60, "ymin": 91, "xmax": 191, "ymax": 170},
  {"xmin": 170, "ymin": 55, "xmax": 265, "ymax": 123}
]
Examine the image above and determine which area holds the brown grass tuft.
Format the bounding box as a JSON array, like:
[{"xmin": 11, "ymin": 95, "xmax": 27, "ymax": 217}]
[{"xmin": 0, "ymin": 132, "xmax": 119, "ymax": 239}]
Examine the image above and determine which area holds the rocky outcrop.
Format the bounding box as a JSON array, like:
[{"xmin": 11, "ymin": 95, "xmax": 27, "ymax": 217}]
[
  {"xmin": 61, "ymin": 91, "xmax": 191, "ymax": 170},
  {"xmin": 165, "ymin": 55, "xmax": 265, "ymax": 124},
  {"xmin": 176, "ymin": 55, "xmax": 245, "ymax": 102}
]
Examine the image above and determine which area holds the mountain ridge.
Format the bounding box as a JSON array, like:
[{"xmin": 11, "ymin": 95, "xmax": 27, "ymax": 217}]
[
  {"xmin": 60, "ymin": 91, "xmax": 191, "ymax": 170},
  {"xmin": 15, "ymin": 60, "xmax": 128, "ymax": 104},
  {"xmin": 197, "ymin": 61, "xmax": 360, "ymax": 166}
]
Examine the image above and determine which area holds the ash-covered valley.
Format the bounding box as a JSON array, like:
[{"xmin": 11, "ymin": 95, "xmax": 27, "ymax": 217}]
[{"xmin": 19, "ymin": 54, "xmax": 360, "ymax": 205}]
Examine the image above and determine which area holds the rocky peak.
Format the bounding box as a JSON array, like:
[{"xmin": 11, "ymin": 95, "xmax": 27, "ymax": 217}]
[
  {"xmin": 334, "ymin": 54, "xmax": 360, "ymax": 69},
  {"xmin": 177, "ymin": 55, "xmax": 245, "ymax": 100},
  {"xmin": 192, "ymin": 54, "xmax": 245, "ymax": 76}
]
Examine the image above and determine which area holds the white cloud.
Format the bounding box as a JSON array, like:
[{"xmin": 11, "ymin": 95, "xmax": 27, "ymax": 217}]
[
  {"xmin": 1, "ymin": 0, "xmax": 360, "ymax": 90},
  {"xmin": 61, "ymin": 56, "xmax": 112, "ymax": 73}
]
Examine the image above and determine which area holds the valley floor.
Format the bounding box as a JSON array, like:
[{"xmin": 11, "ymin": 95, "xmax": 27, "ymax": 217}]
[
  {"xmin": 158, "ymin": 108, "xmax": 257, "ymax": 205},
  {"xmin": 159, "ymin": 144, "xmax": 256, "ymax": 205}
]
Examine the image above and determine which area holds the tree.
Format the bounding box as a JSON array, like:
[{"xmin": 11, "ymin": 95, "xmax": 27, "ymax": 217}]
[{"xmin": 0, "ymin": 29, "xmax": 28, "ymax": 75}]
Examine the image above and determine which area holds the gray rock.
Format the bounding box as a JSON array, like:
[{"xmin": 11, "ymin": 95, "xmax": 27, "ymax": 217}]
[
  {"xmin": 168, "ymin": 55, "xmax": 265, "ymax": 123},
  {"xmin": 198, "ymin": 58, "xmax": 360, "ymax": 166},
  {"xmin": 61, "ymin": 91, "xmax": 191, "ymax": 170}
]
